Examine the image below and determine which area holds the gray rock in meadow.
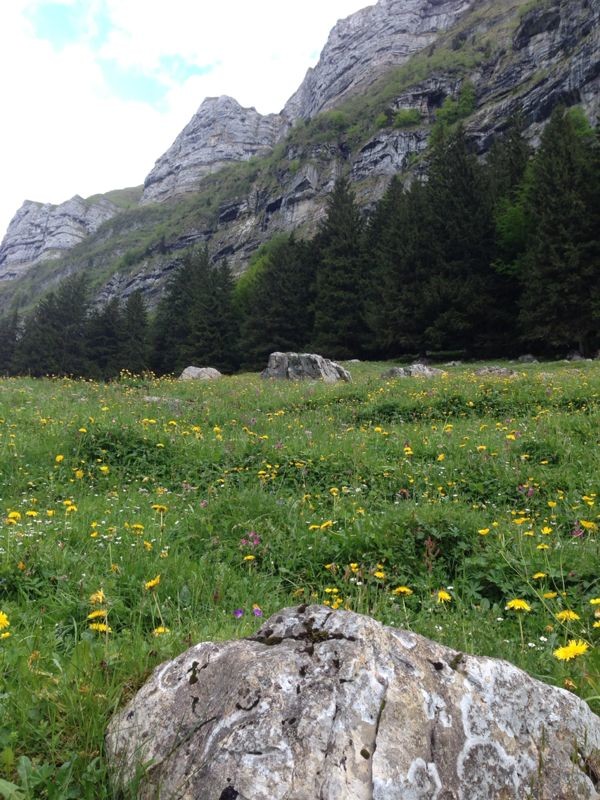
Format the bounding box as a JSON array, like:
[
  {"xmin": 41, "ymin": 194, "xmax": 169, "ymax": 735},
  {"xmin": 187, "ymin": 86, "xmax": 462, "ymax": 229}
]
[
  {"xmin": 475, "ymin": 366, "xmax": 518, "ymax": 378},
  {"xmin": 261, "ymin": 352, "xmax": 351, "ymax": 382},
  {"xmin": 381, "ymin": 363, "xmax": 444, "ymax": 379},
  {"xmin": 178, "ymin": 366, "xmax": 222, "ymax": 381},
  {"xmin": 105, "ymin": 605, "xmax": 600, "ymax": 800},
  {"xmin": 518, "ymin": 354, "xmax": 539, "ymax": 363}
]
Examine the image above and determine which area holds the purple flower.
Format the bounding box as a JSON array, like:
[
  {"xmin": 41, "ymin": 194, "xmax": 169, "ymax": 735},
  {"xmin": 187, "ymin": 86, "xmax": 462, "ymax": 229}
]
[
  {"xmin": 252, "ymin": 605, "xmax": 263, "ymax": 617},
  {"xmin": 233, "ymin": 608, "xmax": 244, "ymax": 618}
]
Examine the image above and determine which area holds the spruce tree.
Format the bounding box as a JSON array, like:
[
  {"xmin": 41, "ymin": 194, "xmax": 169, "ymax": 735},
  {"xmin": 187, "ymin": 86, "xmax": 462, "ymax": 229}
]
[
  {"xmin": 311, "ymin": 176, "xmax": 367, "ymax": 359},
  {"xmin": 518, "ymin": 107, "xmax": 600, "ymax": 355},
  {"xmin": 237, "ymin": 235, "xmax": 316, "ymax": 367},
  {"xmin": 85, "ymin": 298, "xmax": 125, "ymax": 379},
  {"xmin": 122, "ymin": 291, "xmax": 150, "ymax": 374},
  {"xmin": 0, "ymin": 311, "xmax": 19, "ymax": 375}
]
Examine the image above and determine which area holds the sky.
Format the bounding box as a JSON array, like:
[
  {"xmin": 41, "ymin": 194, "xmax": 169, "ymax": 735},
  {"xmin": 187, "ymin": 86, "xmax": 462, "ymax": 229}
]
[{"xmin": 0, "ymin": 0, "xmax": 370, "ymax": 240}]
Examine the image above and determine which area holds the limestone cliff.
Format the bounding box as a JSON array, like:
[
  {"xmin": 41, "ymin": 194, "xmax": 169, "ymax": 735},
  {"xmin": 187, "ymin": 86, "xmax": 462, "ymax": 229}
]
[
  {"xmin": 0, "ymin": 195, "xmax": 117, "ymax": 280},
  {"xmin": 284, "ymin": 0, "xmax": 474, "ymax": 120},
  {"xmin": 141, "ymin": 95, "xmax": 287, "ymax": 204}
]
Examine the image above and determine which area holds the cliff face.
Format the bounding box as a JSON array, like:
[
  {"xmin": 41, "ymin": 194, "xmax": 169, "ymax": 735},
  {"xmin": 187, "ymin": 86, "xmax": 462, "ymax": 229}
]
[
  {"xmin": 141, "ymin": 96, "xmax": 287, "ymax": 204},
  {"xmin": 283, "ymin": 0, "xmax": 474, "ymax": 119},
  {"xmin": 0, "ymin": 195, "xmax": 117, "ymax": 281},
  {"xmin": 0, "ymin": 0, "xmax": 598, "ymax": 310}
]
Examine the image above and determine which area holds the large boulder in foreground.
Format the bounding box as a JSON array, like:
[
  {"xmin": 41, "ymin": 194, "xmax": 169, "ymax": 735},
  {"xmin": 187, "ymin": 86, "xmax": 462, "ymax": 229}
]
[
  {"xmin": 261, "ymin": 352, "xmax": 351, "ymax": 382},
  {"xmin": 179, "ymin": 366, "xmax": 222, "ymax": 381},
  {"xmin": 105, "ymin": 605, "xmax": 600, "ymax": 799}
]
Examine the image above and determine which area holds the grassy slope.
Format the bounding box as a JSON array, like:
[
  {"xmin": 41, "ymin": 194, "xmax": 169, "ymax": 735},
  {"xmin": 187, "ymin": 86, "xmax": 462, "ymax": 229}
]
[{"xmin": 0, "ymin": 360, "xmax": 598, "ymax": 794}]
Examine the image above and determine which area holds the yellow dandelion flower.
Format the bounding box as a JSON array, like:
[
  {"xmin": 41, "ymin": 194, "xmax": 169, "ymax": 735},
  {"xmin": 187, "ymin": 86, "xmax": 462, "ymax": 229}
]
[
  {"xmin": 373, "ymin": 570, "xmax": 385, "ymax": 579},
  {"xmin": 580, "ymin": 520, "xmax": 598, "ymax": 531},
  {"xmin": 536, "ymin": 544, "xmax": 550, "ymax": 550},
  {"xmin": 243, "ymin": 555, "xmax": 256, "ymax": 562},
  {"xmin": 593, "ymin": 621, "xmax": 600, "ymax": 629},
  {"xmin": 555, "ymin": 610, "xmax": 580, "ymax": 622},
  {"xmin": 55, "ymin": 455, "xmax": 64, "ymax": 463},
  {"xmin": 8, "ymin": 511, "xmax": 21, "ymax": 521},
  {"xmin": 151, "ymin": 504, "xmax": 168, "ymax": 513},
  {"xmin": 99, "ymin": 465, "xmax": 110, "ymax": 474},
  {"xmin": 143, "ymin": 540, "xmax": 153, "ymax": 551},
  {"xmin": 589, "ymin": 598, "xmax": 600, "ymax": 605},
  {"xmin": 437, "ymin": 590, "xmax": 452, "ymax": 603},
  {"xmin": 505, "ymin": 599, "xmax": 531, "ymax": 612},
  {"xmin": 152, "ymin": 626, "xmax": 170, "ymax": 636},
  {"xmin": 320, "ymin": 520, "xmax": 333, "ymax": 530},
  {"xmin": 437, "ymin": 453, "xmax": 445, "ymax": 462},
  {"xmin": 478, "ymin": 528, "xmax": 490, "ymax": 536},
  {"xmin": 89, "ymin": 623, "xmax": 111, "ymax": 633},
  {"xmin": 553, "ymin": 640, "xmax": 589, "ymax": 661},
  {"xmin": 87, "ymin": 609, "xmax": 108, "ymax": 620},
  {"xmin": 543, "ymin": 592, "xmax": 558, "ymax": 599},
  {"xmin": 0, "ymin": 632, "xmax": 10, "ymax": 640},
  {"xmin": 0, "ymin": 611, "xmax": 10, "ymax": 631},
  {"xmin": 89, "ymin": 589, "xmax": 105, "ymax": 605},
  {"xmin": 392, "ymin": 586, "xmax": 413, "ymax": 596},
  {"xmin": 144, "ymin": 575, "xmax": 161, "ymax": 590},
  {"xmin": 532, "ymin": 572, "xmax": 547, "ymax": 580},
  {"xmin": 540, "ymin": 526, "xmax": 553, "ymax": 535}
]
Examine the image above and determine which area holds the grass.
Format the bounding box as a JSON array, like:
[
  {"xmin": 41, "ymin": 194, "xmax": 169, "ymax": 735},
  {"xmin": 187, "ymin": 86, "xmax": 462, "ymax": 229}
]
[{"xmin": 0, "ymin": 359, "xmax": 598, "ymax": 796}]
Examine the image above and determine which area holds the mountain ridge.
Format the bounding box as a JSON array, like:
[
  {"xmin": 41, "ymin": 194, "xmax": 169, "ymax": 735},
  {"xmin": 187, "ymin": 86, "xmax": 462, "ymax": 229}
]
[{"xmin": 0, "ymin": 0, "xmax": 597, "ymax": 313}]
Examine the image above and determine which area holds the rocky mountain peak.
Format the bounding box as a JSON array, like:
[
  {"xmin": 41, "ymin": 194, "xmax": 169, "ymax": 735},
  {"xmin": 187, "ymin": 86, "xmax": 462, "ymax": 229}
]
[
  {"xmin": 283, "ymin": 0, "xmax": 474, "ymax": 120},
  {"xmin": 0, "ymin": 194, "xmax": 117, "ymax": 281},
  {"xmin": 140, "ymin": 95, "xmax": 287, "ymax": 204}
]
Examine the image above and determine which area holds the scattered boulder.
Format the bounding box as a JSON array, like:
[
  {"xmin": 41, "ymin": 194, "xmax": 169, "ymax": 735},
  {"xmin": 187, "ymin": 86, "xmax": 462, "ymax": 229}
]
[
  {"xmin": 475, "ymin": 366, "xmax": 518, "ymax": 378},
  {"xmin": 105, "ymin": 605, "xmax": 600, "ymax": 799},
  {"xmin": 566, "ymin": 351, "xmax": 587, "ymax": 362},
  {"xmin": 518, "ymin": 354, "xmax": 538, "ymax": 363},
  {"xmin": 261, "ymin": 352, "xmax": 351, "ymax": 382},
  {"xmin": 179, "ymin": 366, "xmax": 222, "ymax": 381},
  {"xmin": 381, "ymin": 363, "xmax": 444, "ymax": 378}
]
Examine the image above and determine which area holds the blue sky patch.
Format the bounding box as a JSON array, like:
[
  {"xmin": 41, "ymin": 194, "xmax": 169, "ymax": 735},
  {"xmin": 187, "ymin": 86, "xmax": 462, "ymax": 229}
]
[
  {"xmin": 99, "ymin": 59, "xmax": 169, "ymax": 107},
  {"xmin": 159, "ymin": 55, "xmax": 215, "ymax": 82},
  {"xmin": 29, "ymin": 2, "xmax": 83, "ymax": 50}
]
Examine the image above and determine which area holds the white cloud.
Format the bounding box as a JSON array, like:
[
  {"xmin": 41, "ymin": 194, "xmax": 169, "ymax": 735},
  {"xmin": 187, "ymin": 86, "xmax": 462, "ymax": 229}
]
[{"xmin": 0, "ymin": 0, "xmax": 370, "ymax": 240}]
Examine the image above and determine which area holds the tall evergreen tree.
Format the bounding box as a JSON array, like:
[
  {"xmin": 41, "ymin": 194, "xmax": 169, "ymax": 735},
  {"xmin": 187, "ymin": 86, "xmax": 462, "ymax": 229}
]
[
  {"xmin": 237, "ymin": 235, "xmax": 316, "ymax": 367},
  {"xmin": 365, "ymin": 177, "xmax": 434, "ymax": 356},
  {"xmin": 419, "ymin": 126, "xmax": 501, "ymax": 354},
  {"xmin": 518, "ymin": 108, "xmax": 600, "ymax": 355},
  {"xmin": 311, "ymin": 176, "xmax": 367, "ymax": 359},
  {"xmin": 152, "ymin": 248, "xmax": 239, "ymax": 374},
  {"xmin": 85, "ymin": 298, "xmax": 125, "ymax": 379},
  {"xmin": 121, "ymin": 291, "xmax": 150, "ymax": 374},
  {"xmin": 0, "ymin": 310, "xmax": 19, "ymax": 375},
  {"xmin": 14, "ymin": 275, "xmax": 89, "ymax": 376}
]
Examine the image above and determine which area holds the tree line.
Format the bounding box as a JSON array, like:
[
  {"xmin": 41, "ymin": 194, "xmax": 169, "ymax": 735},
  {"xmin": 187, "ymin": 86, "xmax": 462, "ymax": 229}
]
[{"xmin": 0, "ymin": 106, "xmax": 598, "ymax": 378}]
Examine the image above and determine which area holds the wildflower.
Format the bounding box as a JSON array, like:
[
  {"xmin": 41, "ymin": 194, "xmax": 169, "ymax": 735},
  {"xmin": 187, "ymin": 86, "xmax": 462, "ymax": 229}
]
[
  {"xmin": 543, "ymin": 592, "xmax": 558, "ymax": 599},
  {"xmin": 437, "ymin": 590, "xmax": 452, "ymax": 603},
  {"xmin": 373, "ymin": 570, "xmax": 385, "ymax": 580},
  {"xmin": 74, "ymin": 469, "xmax": 84, "ymax": 479},
  {"xmin": 349, "ymin": 563, "xmax": 359, "ymax": 574},
  {"xmin": 89, "ymin": 623, "xmax": 112, "ymax": 633},
  {"xmin": 555, "ymin": 610, "xmax": 580, "ymax": 622},
  {"xmin": 243, "ymin": 555, "xmax": 256, "ymax": 562},
  {"xmin": 99, "ymin": 465, "xmax": 110, "ymax": 474},
  {"xmin": 329, "ymin": 487, "xmax": 339, "ymax": 497},
  {"xmin": 437, "ymin": 453, "xmax": 445, "ymax": 462},
  {"xmin": 478, "ymin": 528, "xmax": 490, "ymax": 536},
  {"xmin": 252, "ymin": 605, "xmax": 263, "ymax": 617},
  {"xmin": 143, "ymin": 541, "xmax": 153, "ymax": 551},
  {"xmin": 233, "ymin": 609, "xmax": 244, "ymax": 618},
  {"xmin": 532, "ymin": 572, "xmax": 547, "ymax": 580},
  {"xmin": 536, "ymin": 543, "xmax": 550, "ymax": 550},
  {"xmin": 151, "ymin": 504, "xmax": 168, "ymax": 513},
  {"xmin": 392, "ymin": 586, "xmax": 413, "ymax": 596},
  {"xmin": 505, "ymin": 599, "xmax": 531, "ymax": 612},
  {"xmin": 144, "ymin": 575, "xmax": 161, "ymax": 590},
  {"xmin": 87, "ymin": 609, "xmax": 108, "ymax": 620},
  {"xmin": 580, "ymin": 520, "xmax": 598, "ymax": 532},
  {"xmin": 89, "ymin": 589, "xmax": 106, "ymax": 605},
  {"xmin": 55, "ymin": 455, "xmax": 64, "ymax": 463},
  {"xmin": 553, "ymin": 640, "xmax": 589, "ymax": 661},
  {"xmin": 540, "ymin": 526, "xmax": 553, "ymax": 535},
  {"xmin": 589, "ymin": 598, "xmax": 600, "ymax": 605},
  {"xmin": 17, "ymin": 561, "xmax": 26, "ymax": 571},
  {"xmin": 0, "ymin": 612, "xmax": 9, "ymax": 631},
  {"xmin": 563, "ymin": 678, "xmax": 577, "ymax": 690},
  {"xmin": 152, "ymin": 626, "xmax": 170, "ymax": 636},
  {"xmin": 8, "ymin": 511, "xmax": 21, "ymax": 521}
]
